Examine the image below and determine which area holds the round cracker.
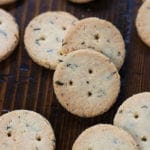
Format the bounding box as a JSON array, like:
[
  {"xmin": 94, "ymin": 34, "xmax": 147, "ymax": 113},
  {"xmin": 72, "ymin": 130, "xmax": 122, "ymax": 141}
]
[
  {"xmin": 136, "ymin": 0, "xmax": 150, "ymax": 47},
  {"xmin": 61, "ymin": 17, "xmax": 125, "ymax": 70},
  {"xmin": 0, "ymin": 110, "xmax": 55, "ymax": 150},
  {"xmin": 114, "ymin": 92, "xmax": 150, "ymax": 150},
  {"xmin": 53, "ymin": 49, "xmax": 120, "ymax": 118},
  {"xmin": 69, "ymin": 0, "xmax": 94, "ymax": 4},
  {"xmin": 24, "ymin": 11, "xmax": 78, "ymax": 70},
  {"xmin": 72, "ymin": 124, "xmax": 138, "ymax": 150},
  {"xmin": 0, "ymin": 9, "xmax": 19, "ymax": 61},
  {"xmin": 141, "ymin": 0, "xmax": 150, "ymax": 4},
  {"xmin": 0, "ymin": 0, "xmax": 16, "ymax": 5}
]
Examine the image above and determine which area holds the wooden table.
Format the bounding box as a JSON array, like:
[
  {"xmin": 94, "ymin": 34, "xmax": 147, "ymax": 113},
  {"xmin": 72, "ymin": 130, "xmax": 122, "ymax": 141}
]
[{"xmin": 0, "ymin": 0, "xmax": 149, "ymax": 149}]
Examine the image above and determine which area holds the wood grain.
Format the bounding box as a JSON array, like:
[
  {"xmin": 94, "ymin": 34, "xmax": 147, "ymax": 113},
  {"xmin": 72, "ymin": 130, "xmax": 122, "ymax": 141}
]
[{"xmin": 0, "ymin": 0, "xmax": 149, "ymax": 149}]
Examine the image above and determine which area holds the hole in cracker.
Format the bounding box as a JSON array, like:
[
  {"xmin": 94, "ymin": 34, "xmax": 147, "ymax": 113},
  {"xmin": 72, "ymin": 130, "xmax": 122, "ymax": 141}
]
[
  {"xmin": 118, "ymin": 51, "xmax": 121, "ymax": 56},
  {"xmin": 69, "ymin": 80, "xmax": 73, "ymax": 86},
  {"xmin": 59, "ymin": 52, "xmax": 63, "ymax": 56},
  {"xmin": 0, "ymin": 21, "xmax": 2, "ymax": 25},
  {"xmin": 88, "ymin": 92, "xmax": 92, "ymax": 97},
  {"xmin": 40, "ymin": 36, "xmax": 46, "ymax": 41},
  {"xmin": 36, "ymin": 136, "xmax": 41, "ymax": 141},
  {"xmin": 141, "ymin": 136, "xmax": 147, "ymax": 142},
  {"xmin": 86, "ymin": 81, "xmax": 89, "ymax": 84},
  {"xmin": 7, "ymin": 131, "xmax": 12, "ymax": 137},
  {"xmin": 89, "ymin": 69, "xmax": 93, "ymax": 74},
  {"xmin": 119, "ymin": 110, "xmax": 123, "ymax": 114},
  {"xmin": 62, "ymin": 26, "xmax": 67, "ymax": 31},
  {"xmin": 81, "ymin": 41, "xmax": 85, "ymax": 45},
  {"xmin": 133, "ymin": 113, "xmax": 139, "ymax": 119},
  {"xmin": 94, "ymin": 34, "xmax": 100, "ymax": 40},
  {"xmin": 107, "ymin": 39, "xmax": 110, "ymax": 43}
]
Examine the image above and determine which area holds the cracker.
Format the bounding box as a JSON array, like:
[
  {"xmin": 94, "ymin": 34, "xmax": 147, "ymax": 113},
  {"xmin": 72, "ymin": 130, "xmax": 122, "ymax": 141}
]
[
  {"xmin": 72, "ymin": 124, "xmax": 138, "ymax": 150},
  {"xmin": 69, "ymin": 0, "xmax": 94, "ymax": 4},
  {"xmin": 114, "ymin": 92, "xmax": 150, "ymax": 150},
  {"xmin": 0, "ymin": 0, "xmax": 16, "ymax": 5},
  {"xmin": 0, "ymin": 9, "xmax": 19, "ymax": 61},
  {"xmin": 24, "ymin": 11, "xmax": 78, "ymax": 70},
  {"xmin": 136, "ymin": 0, "xmax": 150, "ymax": 47},
  {"xmin": 53, "ymin": 49, "xmax": 120, "ymax": 117},
  {"xmin": 0, "ymin": 110, "xmax": 55, "ymax": 150},
  {"xmin": 61, "ymin": 17, "xmax": 125, "ymax": 70}
]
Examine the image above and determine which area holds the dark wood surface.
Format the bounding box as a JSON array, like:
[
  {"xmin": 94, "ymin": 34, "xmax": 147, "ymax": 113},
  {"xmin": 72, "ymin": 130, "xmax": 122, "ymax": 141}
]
[{"xmin": 0, "ymin": 0, "xmax": 149, "ymax": 149}]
